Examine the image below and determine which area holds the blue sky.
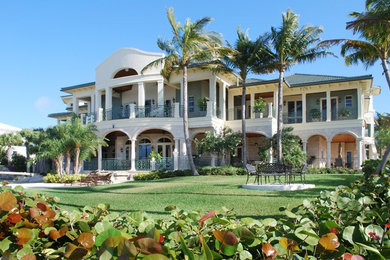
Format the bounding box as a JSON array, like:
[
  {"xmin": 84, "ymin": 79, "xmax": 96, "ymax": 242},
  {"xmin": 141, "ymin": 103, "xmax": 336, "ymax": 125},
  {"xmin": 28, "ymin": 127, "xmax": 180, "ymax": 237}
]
[{"xmin": 0, "ymin": 0, "xmax": 388, "ymax": 129}]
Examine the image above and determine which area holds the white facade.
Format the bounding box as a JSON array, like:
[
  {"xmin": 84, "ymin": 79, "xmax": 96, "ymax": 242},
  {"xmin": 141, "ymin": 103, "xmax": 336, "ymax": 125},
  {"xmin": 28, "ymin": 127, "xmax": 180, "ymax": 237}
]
[
  {"xmin": 49, "ymin": 47, "xmax": 380, "ymax": 171},
  {"xmin": 0, "ymin": 123, "xmax": 26, "ymax": 158}
]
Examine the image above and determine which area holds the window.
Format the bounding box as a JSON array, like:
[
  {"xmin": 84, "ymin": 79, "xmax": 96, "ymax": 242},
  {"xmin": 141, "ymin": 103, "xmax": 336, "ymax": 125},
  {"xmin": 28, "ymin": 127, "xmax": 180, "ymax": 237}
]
[
  {"xmin": 189, "ymin": 97, "xmax": 194, "ymax": 112},
  {"xmin": 345, "ymin": 96, "xmax": 352, "ymax": 107}
]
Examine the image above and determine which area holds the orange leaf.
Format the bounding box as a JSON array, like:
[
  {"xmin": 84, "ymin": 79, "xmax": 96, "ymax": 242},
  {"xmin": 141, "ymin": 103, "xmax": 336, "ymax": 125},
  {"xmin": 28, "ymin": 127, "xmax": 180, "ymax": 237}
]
[
  {"xmin": 279, "ymin": 237, "xmax": 299, "ymax": 252},
  {"xmin": 36, "ymin": 201, "xmax": 48, "ymax": 212},
  {"xmin": 64, "ymin": 243, "xmax": 88, "ymax": 259},
  {"xmin": 343, "ymin": 253, "xmax": 365, "ymax": 260},
  {"xmin": 23, "ymin": 219, "xmax": 38, "ymax": 228},
  {"xmin": 59, "ymin": 226, "xmax": 68, "ymax": 236},
  {"xmin": 34, "ymin": 216, "xmax": 50, "ymax": 226},
  {"xmin": 8, "ymin": 213, "xmax": 22, "ymax": 224},
  {"xmin": 0, "ymin": 192, "xmax": 17, "ymax": 211},
  {"xmin": 199, "ymin": 210, "xmax": 215, "ymax": 223},
  {"xmin": 212, "ymin": 230, "xmax": 238, "ymax": 246},
  {"xmin": 49, "ymin": 229, "xmax": 61, "ymax": 240},
  {"xmin": 29, "ymin": 208, "xmax": 40, "ymax": 219},
  {"xmin": 319, "ymin": 233, "xmax": 340, "ymax": 251},
  {"xmin": 16, "ymin": 228, "xmax": 32, "ymax": 245},
  {"xmin": 262, "ymin": 243, "xmax": 278, "ymax": 258},
  {"xmin": 21, "ymin": 253, "xmax": 36, "ymax": 260},
  {"xmin": 135, "ymin": 237, "xmax": 163, "ymax": 255},
  {"xmin": 77, "ymin": 232, "xmax": 95, "ymax": 249},
  {"xmin": 43, "ymin": 209, "xmax": 56, "ymax": 219}
]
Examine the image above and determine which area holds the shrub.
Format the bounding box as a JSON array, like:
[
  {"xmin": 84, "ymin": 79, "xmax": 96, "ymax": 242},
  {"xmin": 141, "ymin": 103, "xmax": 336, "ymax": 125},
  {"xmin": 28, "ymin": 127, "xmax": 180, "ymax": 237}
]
[
  {"xmin": 306, "ymin": 167, "xmax": 361, "ymax": 175},
  {"xmin": 197, "ymin": 165, "xmax": 246, "ymax": 176},
  {"xmin": 361, "ymin": 158, "xmax": 390, "ymax": 178},
  {"xmin": 9, "ymin": 152, "xmax": 27, "ymax": 172},
  {"xmin": 43, "ymin": 173, "xmax": 88, "ymax": 183},
  {"xmin": 1, "ymin": 171, "xmax": 389, "ymax": 259},
  {"xmin": 133, "ymin": 171, "xmax": 159, "ymax": 181}
]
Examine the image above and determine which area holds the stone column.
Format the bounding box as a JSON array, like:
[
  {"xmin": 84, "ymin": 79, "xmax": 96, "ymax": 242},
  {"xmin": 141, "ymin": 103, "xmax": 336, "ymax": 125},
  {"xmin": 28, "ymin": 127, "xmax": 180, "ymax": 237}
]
[
  {"xmin": 72, "ymin": 96, "xmax": 79, "ymax": 114},
  {"xmin": 131, "ymin": 139, "xmax": 136, "ymax": 171},
  {"xmin": 250, "ymin": 93, "xmax": 255, "ymax": 119},
  {"xmin": 326, "ymin": 90, "xmax": 331, "ymax": 122},
  {"xmin": 95, "ymin": 91, "xmax": 102, "ymax": 121},
  {"xmin": 302, "ymin": 91, "xmax": 306, "ymax": 123},
  {"xmin": 98, "ymin": 144, "xmax": 102, "ymax": 170},
  {"xmin": 174, "ymin": 102, "xmax": 180, "ymax": 118},
  {"xmin": 129, "ymin": 104, "xmax": 136, "ymax": 119},
  {"xmin": 138, "ymin": 82, "xmax": 145, "ymax": 107},
  {"xmin": 173, "ymin": 139, "xmax": 179, "ymax": 170},
  {"xmin": 357, "ymin": 87, "xmax": 363, "ymax": 119},
  {"xmin": 157, "ymin": 80, "xmax": 164, "ymax": 116},
  {"xmin": 268, "ymin": 103, "xmax": 273, "ymax": 118},
  {"xmin": 105, "ymin": 87, "xmax": 112, "ymax": 120},
  {"xmin": 303, "ymin": 141, "xmax": 307, "ymax": 153},
  {"xmin": 181, "ymin": 139, "xmax": 187, "ymax": 156},
  {"xmin": 91, "ymin": 94, "xmax": 95, "ymax": 114},
  {"xmin": 209, "ymin": 76, "xmax": 216, "ymax": 117},
  {"xmin": 268, "ymin": 147, "xmax": 273, "ymax": 163},
  {"xmin": 327, "ymin": 140, "xmax": 332, "ymax": 167},
  {"xmin": 221, "ymin": 82, "xmax": 226, "ymax": 120},
  {"xmin": 357, "ymin": 139, "xmax": 363, "ymax": 169},
  {"xmin": 228, "ymin": 92, "xmax": 234, "ymax": 120}
]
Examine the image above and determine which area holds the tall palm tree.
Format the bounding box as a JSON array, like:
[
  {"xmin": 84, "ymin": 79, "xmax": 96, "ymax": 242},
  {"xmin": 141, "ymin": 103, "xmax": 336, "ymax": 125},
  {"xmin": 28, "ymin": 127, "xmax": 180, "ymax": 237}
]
[
  {"xmin": 20, "ymin": 129, "xmax": 40, "ymax": 173},
  {"xmin": 265, "ymin": 9, "xmax": 332, "ymax": 163},
  {"xmin": 223, "ymin": 28, "xmax": 271, "ymax": 166},
  {"xmin": 321, "ymin": 1, "xmax": 390, "ymax": 174},
  {"xmin": 142, "ymin": 8, "xmax": 230, "ymax": 175},
  {"xmin": 346, "ymin": 0, "xmax": 390, "ymax": 31},
  {"xmin": 0, "ymin": 132, "xmax": 23, "ymax": 166}
]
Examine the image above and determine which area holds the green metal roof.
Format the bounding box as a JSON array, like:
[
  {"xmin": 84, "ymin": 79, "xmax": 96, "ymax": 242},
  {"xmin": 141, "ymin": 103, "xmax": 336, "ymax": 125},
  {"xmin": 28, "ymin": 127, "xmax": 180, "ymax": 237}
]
[
  {"xmin": 231, "ymin": 73, "xmax": 372, "ymax": 88},
  {"xmin": 61, "ymin": 82, "xmax": 95, "ymax": 92},
  {"xmin": 48, "ymin": 112, "xmax": 72, "ymax": 118}
]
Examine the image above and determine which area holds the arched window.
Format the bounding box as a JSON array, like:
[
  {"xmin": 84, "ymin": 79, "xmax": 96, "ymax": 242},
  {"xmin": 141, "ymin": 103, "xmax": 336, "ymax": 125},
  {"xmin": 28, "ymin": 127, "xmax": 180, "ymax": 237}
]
[
  {"xmin": 157, "ymin": 137, "xmax": 172, "ymax": 143},
  {"xmin": 139, "ymin": 138, "xmax": 151, "ymax": 144},
  {"xmin": 113, "ymin": 68, "xmax": 138, "ymax": 79}
]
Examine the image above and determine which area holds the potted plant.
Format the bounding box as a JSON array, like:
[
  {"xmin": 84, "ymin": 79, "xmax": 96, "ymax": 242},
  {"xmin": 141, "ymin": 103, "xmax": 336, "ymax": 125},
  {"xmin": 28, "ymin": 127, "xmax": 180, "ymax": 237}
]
[
  {"xmin": 197, "ymin": 97, "xmax": 208, "ymax": 112},
  {"xmin": 310, "ymin": 109, "xmax": 321, "ymax": 122},
  {"xmin": 339, "ymin": 108, "xmax": 351, "ymax": 119},
  {"xmin": 254, "ymin": 97, "xmax": 267, "ymax": 118}
]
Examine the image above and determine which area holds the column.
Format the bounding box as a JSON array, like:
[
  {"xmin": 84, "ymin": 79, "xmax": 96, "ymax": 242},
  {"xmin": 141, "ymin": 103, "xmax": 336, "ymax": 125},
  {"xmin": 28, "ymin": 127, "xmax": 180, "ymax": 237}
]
[
  {"xmin": 250, "ymin": 93, "xmax": 255, "ymax": 119},
  {"xmin": 327, "ymin": 140, "xmax": 331, "ymax": 167},
  {"xmin": 157, "ymin": 79, "xmax": 164, "ymax": 106},
  {"xmin": 138, "ymin": 82, "xmax": 145, "ymax": 107},
  {"xmin": 95, "ymin": 91, "xmax": 101, "ymax": 114},
  {"xmin": 273, "ymin": 89, "xmax": 278, "ymax": 117},
  {"xmin": 228, "ymin": 92, "xmax": 234, "ymax": 120},
  {"xmin": 357, "ymin": 87, "xmax": 363, "ymax": 119},
  {"xmin": 130, "ymin": 139, "xmax": 136, "ymax": 171},
  {"xmin": 220, "ymin": 82, "xmax": 226, "ymax": 120},
  {"xmin": 72, "ymin": 96, "xmax": 79, "ymax": 114},
  {"xmin": 173, "ymin": 139, "xmax": 179, "ymax": 170},
  {"xmin": 181, "ymin": 139, "xmax": 187, "ymax": 156},
  {"xmin": 268, "ymin": 147, "xmax": 273, "ymax": 163},
  {"xmin": 302, "ymin": 91, "xmax": 306, "ymax": 123},
  {"xmin": 302, "ymin": 141, "xmax": 307, "ymax": 153},
  {"xmin": 180, "ymin": 80, "xmax": 184, "ymax": 115},
  {"xmin": 357, "ymin": 139, "xmax": 363, "ymax": 169},
  {"xmin": 209, "ymin": 76, "xmax": 216, "ymax": 117},
  {"xmin": 267, "ymin": 103, "xmax": 273, "ymax": 118},
  {"xmin": 105, "ymin": 87, "xmax": 112, "ymax": 120},
  {"xmin": 98, "ymin": 144, "xmax": 102, "ymax": 170},
  {"xmin": 326, "ymin": 90, "xmax": 331, "ymax": 122}
]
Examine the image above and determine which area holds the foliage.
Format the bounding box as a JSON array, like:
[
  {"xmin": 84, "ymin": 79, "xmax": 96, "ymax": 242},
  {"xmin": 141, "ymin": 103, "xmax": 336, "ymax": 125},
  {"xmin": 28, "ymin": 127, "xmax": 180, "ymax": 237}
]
[
  {"xmin": 253, "ymin": 97, "xmax": 267, "ymax": 113},
  {"xmin": 361, "ymin": 159, "xmax": 390, "ymax": 178},
  {"xmin": 149, "ymin": 151, "xmax": 162, "ymax": 160},
  {"xmin": 1, "ymin": 170, "xmax": 388, "ymax": 259},
  {"xmin": 43, "ymin": 173, "xmax": 88, "ymax": 183},
  {"xmin": 257, "ymin": 136, "xmax": 271, "ymax": 163},
  {"xmin": 375, "ymin": 113, "xmax": 390, "ymax": 156},
  {"xmin": 305, "ymin": 167, "xmax": 361, "ymax": 175},
  {"xmin": 196, "ymin": 97, "xmax": 208, "ymax": 111},
  {"xmin": 9, "ymin": 152, "xmax": 27, "ymax": 172},
  {"xmin": 134, "ymin": 166, "xmax": 246, "ymax": 181},
  {"xmin": 271, "ymin": 127, "xmax": 306, "ymax": 167},
  {"xmin": 0, "ymin": 132, "xmax": 23, "ymax": 165},
  {"xmin": 339, "ymin": 108, "xmax": 352, "ymax": 117}
]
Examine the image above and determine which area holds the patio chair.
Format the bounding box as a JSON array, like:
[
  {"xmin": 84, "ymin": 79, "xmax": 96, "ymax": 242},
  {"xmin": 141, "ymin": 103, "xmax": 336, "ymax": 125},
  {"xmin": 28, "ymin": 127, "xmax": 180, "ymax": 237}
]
[
  {"xmin": 245, "ymin": 164, "xmax": 257, "ymax": 184},
  {"xmin": 291, "ymin": 164, "xmax": 307, "ymax": 184}
]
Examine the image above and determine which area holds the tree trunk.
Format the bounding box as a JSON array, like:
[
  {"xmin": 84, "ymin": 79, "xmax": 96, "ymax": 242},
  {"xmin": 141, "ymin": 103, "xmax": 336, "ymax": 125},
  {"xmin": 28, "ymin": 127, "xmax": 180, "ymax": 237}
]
[
  {"xmin": 276, "ymin": 70, "xmax": 284, "ymax": 163},
  {"xmin": 221, "ymin": 149, "xmax": 225, "ymax": 166},
  {"xmin": 6, "ymin": 145, "xmax": 12, "ymax": 166},
  {"xmin": 182, "ymin": 65, "xmax": 199, "ymax": 175},
  {"xmin": 241, "ymin": 78, "xmax": 247, "ymax": 166},
  {"xmin": 74, "ymin": 147, "xmax": 80, "ymax": 174},
  {"xmin": 65, "ymin": 150, "xmax": 71, "ymax": 174},
  {"xmin": 376, "ymin": 59, "xmax": 390, "ymax": 174}
]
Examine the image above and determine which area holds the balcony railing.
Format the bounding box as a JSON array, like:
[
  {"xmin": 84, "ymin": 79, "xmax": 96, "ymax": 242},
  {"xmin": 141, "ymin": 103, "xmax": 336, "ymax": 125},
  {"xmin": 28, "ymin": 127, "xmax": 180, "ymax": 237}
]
[
  {"xmin": 180, "ymin": 104, "xmax": 207, "ymax": 118},
  {"xmin": 283, "ymin": 114, "xmax": 302, "ymax": 124},
  {"xmin": 102, "ymin": 158, "xmax": 130, "ymax": 171},
  {"xmin": 80, "ymin": 113, "xmax": 96, "ymax": 125},
  {"xmin": 135, "ymin": 105, "xmax": 174, "ymax": 118},
  {"xmin": 83, "ymin": 158, "xmax": 98, "ymax": 171}
]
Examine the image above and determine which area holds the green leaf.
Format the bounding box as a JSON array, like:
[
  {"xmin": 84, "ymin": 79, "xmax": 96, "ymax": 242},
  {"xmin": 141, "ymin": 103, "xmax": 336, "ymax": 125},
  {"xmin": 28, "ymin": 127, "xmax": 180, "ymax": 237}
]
[
  {"xmin": 221, "ymin": 244, "xmax": 238, "ymax": 257},
  {"xmin": 237, "ymin": 227, "xmax": 255, "ymax": 245},
  {"xmin": 262, "ymin": 218, "xmax": 277, "ymax": 227},
  {"xmin": 342, "ymin": 226, "xmax": 355, "ymax": 245},
  {"xmin": 294, "ymin": 227, "xmax": 319, "ymax": 246},
  {"xmin": 365, "ymin": 224, "xmax": 384, "ymax": 240},
  {"xmin": 0, "ymin": 237, "xmax": 11, "ymax": 253},
  {"xmin": 78, "ymin": 221, "xmax": 91, "ymax": 233},
  {"xmin": 143, "ymin": 254, "xmax": 169, "ymax": 260},
  {"xmin": 179, "ymin": 234, "xmax": 195, "ymax": 260},
  {"xmin": 284, "ymin": 210, "xmax": 297, "ymax": 219},
  {"xmin": 201, "ymin": 238, "xmax": 214, "ymax": 259},
  {"xmin": 239, "ymin": 250, "xmax": 252, "ymax": 260},
  {"xmin": 95, "ymin": 228, "xmax": 121, "ymax": 247},
  {"xmin": 355, "ymin": 242, "xmax": 386, "ymax": 260}
]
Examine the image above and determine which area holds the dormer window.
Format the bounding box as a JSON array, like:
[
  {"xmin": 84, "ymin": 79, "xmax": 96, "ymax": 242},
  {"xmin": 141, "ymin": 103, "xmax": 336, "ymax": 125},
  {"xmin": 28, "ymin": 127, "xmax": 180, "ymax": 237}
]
[{"xmin": 113, "ymin": 68, "xmax": 138, "ymax": 79}]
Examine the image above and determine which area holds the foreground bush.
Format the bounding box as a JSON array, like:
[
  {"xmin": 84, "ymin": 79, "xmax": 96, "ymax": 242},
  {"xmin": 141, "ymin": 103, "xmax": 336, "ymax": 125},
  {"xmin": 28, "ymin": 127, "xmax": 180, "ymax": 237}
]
[
  {"xmin": 1, "ymin": 170, "xmax": 389, "ymax": 259},
  {"xmin": 43, "ymin": 173, "xmax": 88, "ymax": 183},
  {"xmin": 134, "ymin": 166, "xmax": 246, "ymax": 180}
]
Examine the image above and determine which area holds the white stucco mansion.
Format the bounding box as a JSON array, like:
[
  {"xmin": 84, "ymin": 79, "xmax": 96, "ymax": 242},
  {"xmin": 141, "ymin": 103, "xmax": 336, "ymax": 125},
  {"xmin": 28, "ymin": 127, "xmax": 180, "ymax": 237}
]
[{"xmin": 49, "ymin": 48, "xmax": 380, "ymax": 172}]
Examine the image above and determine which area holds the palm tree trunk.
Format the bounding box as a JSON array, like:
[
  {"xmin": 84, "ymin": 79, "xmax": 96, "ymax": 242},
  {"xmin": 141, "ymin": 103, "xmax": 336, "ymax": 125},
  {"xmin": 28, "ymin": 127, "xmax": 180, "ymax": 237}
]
[
  {"xmin": 65, "ymin": 150, "xmax": 71, "ymax": 174},
  {"xmin": 376, "ymin": 59, "xmax": 390, "ymax": 174},
  {"xmin": 276, "ymin": 70, "xmax": 284, "ymax": 163},
  {"xmin": 241, "ymin": 78, "xmax": 247, "ymax": 166},
  {"xmin": 74, "ymin": 147, "xmax": 80, "ymax": 174},
  {"xmin": 183, "ymin": 65, "xmax": 199, "ymax": 175},
  {"xmin": 6, "ymin": 145, "xmax": 12, "ymax": 166}
]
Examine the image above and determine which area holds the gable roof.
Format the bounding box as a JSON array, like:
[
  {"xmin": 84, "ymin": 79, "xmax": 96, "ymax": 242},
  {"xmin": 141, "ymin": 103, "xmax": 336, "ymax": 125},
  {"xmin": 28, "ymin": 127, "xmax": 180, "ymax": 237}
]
[
  {"xmin": 61, "ymin": 82, "xmax": 95, "ymax": 93},
  {"xmin": 0, "ymin": 123, "xmax": 21, "ymax": 134}
]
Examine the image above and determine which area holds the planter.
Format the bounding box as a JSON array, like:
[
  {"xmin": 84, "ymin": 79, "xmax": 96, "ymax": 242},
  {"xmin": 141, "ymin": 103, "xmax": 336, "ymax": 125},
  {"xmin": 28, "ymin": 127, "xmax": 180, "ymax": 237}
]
[{"xmin": 255, "ymin": 112, "xmax": 263, "ymax": 118}]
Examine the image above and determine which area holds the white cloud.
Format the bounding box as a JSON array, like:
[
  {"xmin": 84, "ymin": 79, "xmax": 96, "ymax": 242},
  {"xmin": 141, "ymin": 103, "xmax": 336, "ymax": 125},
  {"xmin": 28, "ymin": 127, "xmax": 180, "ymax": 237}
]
[{"xmin": 34, "ymin": 96, "xmax": 52, "ymax": 113}]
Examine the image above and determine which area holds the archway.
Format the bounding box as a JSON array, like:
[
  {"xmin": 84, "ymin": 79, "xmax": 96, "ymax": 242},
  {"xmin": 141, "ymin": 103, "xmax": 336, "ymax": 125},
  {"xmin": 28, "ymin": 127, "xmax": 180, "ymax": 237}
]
[
  {"xmin": 101, "ymin": 131, "xmax": 131, "ymax": 170},
  {"xmin": 331, "ymin": 133, "xmax": 357, "ymax": 168},
  {"xmin": 307, "ymin": 135, "xmax": 327, "ymax": 168},
  {"xmin": 113, "ymin": 68, "xmax": 138, "ymax": 78}
]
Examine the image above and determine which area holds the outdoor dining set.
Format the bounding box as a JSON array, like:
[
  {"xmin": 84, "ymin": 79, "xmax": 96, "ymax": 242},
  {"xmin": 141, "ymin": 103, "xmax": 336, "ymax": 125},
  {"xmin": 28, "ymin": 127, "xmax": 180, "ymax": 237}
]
[{"xmin": 245, "ymin": 163, "xmax": 307, "ymax": 185}]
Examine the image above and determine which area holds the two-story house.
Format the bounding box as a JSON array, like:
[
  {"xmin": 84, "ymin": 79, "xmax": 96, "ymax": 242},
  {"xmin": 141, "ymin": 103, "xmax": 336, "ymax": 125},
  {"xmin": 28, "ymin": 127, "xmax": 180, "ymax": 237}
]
[{"xmin": 49, "ymin": 48, "xmax": 380, "ymax": 172}]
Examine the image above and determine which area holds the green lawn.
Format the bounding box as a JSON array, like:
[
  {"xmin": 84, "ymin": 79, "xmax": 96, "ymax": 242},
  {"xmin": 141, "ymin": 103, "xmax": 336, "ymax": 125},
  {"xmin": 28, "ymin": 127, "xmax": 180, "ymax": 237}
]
[{"xmin": 34, "ymin": 174, "xmax": 359, "ymax": 219}]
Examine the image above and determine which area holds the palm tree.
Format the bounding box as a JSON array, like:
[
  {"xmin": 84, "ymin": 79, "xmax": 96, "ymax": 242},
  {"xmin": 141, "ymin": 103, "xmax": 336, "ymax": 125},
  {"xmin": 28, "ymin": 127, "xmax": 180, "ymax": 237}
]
[
  {"xmin": 142, "ymin": 8, "xmax": 230, "ymax": 175},
  {"xmin": 321, "ymin": 1, "xmax": 390, "ymax": 174},
  {"xmin": 265, "ymin": 9, "xmax": 332, "ymax": 163},
  {"xmin": 0, "ymin": 132, "xmax": 23, "ymax": 166},
  {"xmin": 223, "ymin": 28, "xmax": 271, "ymax": 166},
  {"xmin": 346, "ymin": 0, "xmax": 390, "ymax": 31},
  {"xmin": 20, "ymin": 129, "xmax": 40, "ymax": 174}
]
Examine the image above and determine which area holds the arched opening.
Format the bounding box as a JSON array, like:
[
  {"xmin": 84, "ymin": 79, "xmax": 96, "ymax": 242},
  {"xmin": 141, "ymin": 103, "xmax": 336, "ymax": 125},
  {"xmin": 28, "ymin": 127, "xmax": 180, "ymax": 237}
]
[
  {"xmin": 135, "ymin": 129, "xmax": 174, "ymax": 170},
  {"xmin": 331, "ymin": 133, "xmax": 357, "ymax": 168},
  {"xmin": 307, "ymin": 135, "xmax": 327, "ymax": 168},
  {"xmin": 113, "ymin": 68, "xmax": 138, "ymax": 79},
  {"xmin": 101, "ymin": 131, "xmax": 131, "ymax": 170},
  {"xmin": 239, "ymin": 133, "xmax": 269, "ymax": 164}
]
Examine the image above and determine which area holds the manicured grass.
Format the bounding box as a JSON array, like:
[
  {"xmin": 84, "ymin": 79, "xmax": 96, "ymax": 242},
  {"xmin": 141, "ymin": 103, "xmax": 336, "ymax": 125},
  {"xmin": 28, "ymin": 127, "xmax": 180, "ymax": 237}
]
[{"xmin": 34, "ymin": 174, "xmax": 360, "ymax": 218}]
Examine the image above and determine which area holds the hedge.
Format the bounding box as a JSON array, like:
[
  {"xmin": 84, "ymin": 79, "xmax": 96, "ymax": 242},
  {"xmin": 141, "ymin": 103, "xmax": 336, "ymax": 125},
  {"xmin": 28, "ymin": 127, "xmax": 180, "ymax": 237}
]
[
  {"xmin": 0, "ymin": 167, "xmax": 389, "ymax": 259},
  {"xmin": 43, "ymin": 173, "xmax": 88, "ymax": 183}
]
